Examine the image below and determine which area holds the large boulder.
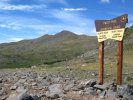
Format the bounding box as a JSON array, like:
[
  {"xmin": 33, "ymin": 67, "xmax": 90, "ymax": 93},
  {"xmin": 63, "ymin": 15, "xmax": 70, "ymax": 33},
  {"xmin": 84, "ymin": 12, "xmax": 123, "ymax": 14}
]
[
  {"xmin": 84, "ymin": 87, "xmax": 97, "ymax": 96},
  {"xmin": 45, "ymin": 84, "xmax": 64, "ymax": 99},
  {"xmin": 123, "ymin": 94, "xmax": 133, "ymax": 100},
  {"xmin": 93, "ymin": 84, "xmax": 109, "ymax": 91},
  {"xmin": 78, "ymin": 79, "xmax": 97, "ymax": 90},
  {"xmin": 20, "ymin": 94, "xmax": 34, "ymax": 100},
  {"xmin": 6, "ymin": 86, "xmax": 27, "ymax": 100},
  {"xmin": 116, "ymin": 85, "xmax": 133, "ymax": 97}
]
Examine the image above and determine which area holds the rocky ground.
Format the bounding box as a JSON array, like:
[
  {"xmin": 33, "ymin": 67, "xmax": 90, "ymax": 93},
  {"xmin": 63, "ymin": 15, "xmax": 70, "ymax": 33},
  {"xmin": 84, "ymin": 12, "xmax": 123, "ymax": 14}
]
[{"xmin": 0, "ymin": 69, "xmax": 133, "ymax": 100}]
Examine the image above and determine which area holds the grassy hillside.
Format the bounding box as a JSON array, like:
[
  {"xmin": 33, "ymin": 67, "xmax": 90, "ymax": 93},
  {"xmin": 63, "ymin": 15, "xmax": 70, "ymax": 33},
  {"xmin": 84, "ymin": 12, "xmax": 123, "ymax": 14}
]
[
  {"xmin": 0, "ymin": 27, "xmax": 132, "ymax": 69},
  {"xmin": 0, "ymin": 30, "xmax": 97, "ymax": 68}
]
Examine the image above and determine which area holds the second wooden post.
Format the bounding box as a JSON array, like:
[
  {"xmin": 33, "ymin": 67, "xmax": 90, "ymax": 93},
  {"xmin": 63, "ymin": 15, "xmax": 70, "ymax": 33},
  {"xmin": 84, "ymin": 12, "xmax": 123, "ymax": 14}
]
[
  {"xmin": 99, "ymin": 41, "xmax": 104, "ymax": 84},
  {"xmin": 116, "ymin": 40, "xmax": 123, "ymax": 85}
]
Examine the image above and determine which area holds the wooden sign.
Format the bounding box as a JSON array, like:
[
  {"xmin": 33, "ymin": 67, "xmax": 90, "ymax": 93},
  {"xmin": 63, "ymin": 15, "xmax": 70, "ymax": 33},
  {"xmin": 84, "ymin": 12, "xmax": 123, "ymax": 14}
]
[
  {"xmin": 95, "ymin": 14, "xmax": 128, "ymax": 42},
  {"xmin": 95, "ymin": 14, "xmax": 128, "ymax": 85}
]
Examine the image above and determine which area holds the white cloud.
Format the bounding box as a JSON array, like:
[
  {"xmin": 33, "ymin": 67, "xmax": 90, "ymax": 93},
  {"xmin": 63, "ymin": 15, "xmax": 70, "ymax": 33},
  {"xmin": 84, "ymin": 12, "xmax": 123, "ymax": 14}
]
[
  {"xmin": 0, "ymin": 3, "xmax": 46, "ymax": 11},
  {"xmin": 0, "ymin": 8, "xmax": 95, "ymax": 36},
  {"xmin": 9, "ymin": 38, "xmax": 23, "ymax": 42},
  {"xmin": 0, "ymin": 0, "xmax": 9, "ymax": 3},
  {"xmin": 62, "ymin": 8, "xmax": 87, "ymax": 11},
  {"xmin": 0, "ymin": 23, "xmax": 22, "ymax": 30},
  {"xmin": 0, "ymin": 33, "xmax": 14, "ymax": 37},
  {"xmin": 39, "ymin": 0, "xmax": 68, "ymax": 6},
  {"xmin": 100, "ymin": 0, "xmax": 110, "ymax": 3},
  {"xmin": 50, "ymin": 9, "xmax": 93, "ymax": 26},
  {"xmin": 0, "ymin": 0, "xmax": 46, "ymax": 11}
]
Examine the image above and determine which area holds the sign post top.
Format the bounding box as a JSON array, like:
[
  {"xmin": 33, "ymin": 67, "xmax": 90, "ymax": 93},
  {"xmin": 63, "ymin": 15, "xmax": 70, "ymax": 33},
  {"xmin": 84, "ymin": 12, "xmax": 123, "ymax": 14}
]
[
  {"xmin": 95, "ymin": 14, "xmax": 128, "ymax": 42},
  {"xmin": 95, "ymin": 14, "xmax": 128, "ymax": 32}
]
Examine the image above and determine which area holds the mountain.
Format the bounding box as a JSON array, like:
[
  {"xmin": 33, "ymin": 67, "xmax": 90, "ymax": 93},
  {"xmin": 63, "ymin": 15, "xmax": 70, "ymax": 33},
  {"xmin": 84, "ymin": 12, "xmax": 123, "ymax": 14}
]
[
  {"xmin": 0, "ymin": 27, "xmax": 133, "ymax": 69},
  {"xmin": 0, "ymin": 30, "xmax": 97, "ymax": 68}
]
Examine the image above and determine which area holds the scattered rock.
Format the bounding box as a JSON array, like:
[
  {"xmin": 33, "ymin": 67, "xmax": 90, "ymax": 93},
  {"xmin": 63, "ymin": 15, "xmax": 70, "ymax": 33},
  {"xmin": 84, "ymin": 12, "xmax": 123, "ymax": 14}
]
[
  {"xmin": 94, "ymin": 84, "xmax": 109, "ymax": 90},
  {"xmin": 63, "ymin": 83, "xmax": 74, "ymax": 92},
  {"xmin": 45, "ymin": 84, "xmax": 64, "ymax": 99},
  {"xmin": 10, "ymin": 85, "xmax": 17, "ymax": 90},
  {"xmin": 124, "ymin": 76, "xmax": 133, "ymax": 82},
  {"xmin": 84, "ymin": 87, "xmax": 97, "ymax": 96},
  {"xmin": 123, "ymin": 94, "xmax": 133, "ymax": 100},
  {"xmin": 32, "ymin": 82, "xmax": 37, "ymax": 86},
  {"xmin": 20, "ymin": 94, "xmax": 34, "ymax": 100},
  {"xmin": 0, "ymin": 70, "xmax": 133, "ymax": 100},
  {"xmin": 106, "ymin": 89, "xmax": 116, "ymax": 99},
  {"xmin": 116, "ymin": 85, "xmax": 133, "ymax": 97},
  {"xmin": 0, "ymin": 78, "xmax": 2, "ymax": 83},
  {"xmin": 0, "ymin": 88, "xmax": 7, "ymax": 96},
  {"xmin": 78, "ymin": 79, "xmax": 96, "ymax": 89},
  {"xmin": 32, "ymin": 95, "xmax": 41, "ymax": 100},
  {"xmin": 99, "ymin": 91, "xmax": 106, "ymax": 99},
  {"xmin": 1, "ymin": 95, "xmax": 8, "ymax": 100}
]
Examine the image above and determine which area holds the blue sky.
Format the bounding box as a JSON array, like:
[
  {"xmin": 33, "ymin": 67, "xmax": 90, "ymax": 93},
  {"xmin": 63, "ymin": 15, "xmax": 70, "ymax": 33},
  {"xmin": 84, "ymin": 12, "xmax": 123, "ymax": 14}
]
[{"xmin": 0, "ymin": 0, "xmax": 133, "ymax": 43}]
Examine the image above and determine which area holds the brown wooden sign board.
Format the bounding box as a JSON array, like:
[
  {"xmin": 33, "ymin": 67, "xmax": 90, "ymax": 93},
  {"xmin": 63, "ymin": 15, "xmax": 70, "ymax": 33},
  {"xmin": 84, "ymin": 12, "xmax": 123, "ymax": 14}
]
[
  {"xmin": 95, "ymin": 14, "xmax": 128, "ymax": 32},
  {"xmin": 95, "ymin": 14, "xmax": 128, "ymax": 85},
  {"xmin": 95, "ymin": 14, "xmax": 128, "ymax": 42}
]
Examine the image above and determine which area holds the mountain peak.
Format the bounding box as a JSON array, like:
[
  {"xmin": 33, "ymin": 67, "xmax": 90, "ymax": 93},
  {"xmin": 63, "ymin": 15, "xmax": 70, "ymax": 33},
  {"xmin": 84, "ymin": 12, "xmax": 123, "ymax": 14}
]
[
  {"xmin": 55, "ymin": 30, "xmax": 77, "ymax": 36},
  {"xmin": 60, "ymin": 30, "xmax": 73, "ymax": 33}
]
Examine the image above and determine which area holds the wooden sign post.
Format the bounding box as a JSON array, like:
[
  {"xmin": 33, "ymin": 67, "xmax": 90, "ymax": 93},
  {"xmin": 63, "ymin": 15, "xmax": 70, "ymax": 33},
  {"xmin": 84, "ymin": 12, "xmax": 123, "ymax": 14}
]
[
  {"xmin": 117, "ymin": 40, "xmax": 123, "ymax": 85},
  {"xmin": 99, "ymin": 41, "xmax": 104, "ymax": 84},
  {"xmin": 95, "ymin": 14, "xmax": 128, "ymax": 85}
]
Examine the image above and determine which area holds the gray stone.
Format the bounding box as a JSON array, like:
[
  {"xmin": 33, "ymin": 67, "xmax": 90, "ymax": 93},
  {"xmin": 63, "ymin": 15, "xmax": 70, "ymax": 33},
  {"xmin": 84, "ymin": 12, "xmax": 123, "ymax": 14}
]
[
  {"xmin": 116, "ymin": 85, "xmax": 133, "ymax": 97},
  {"xmin": 7, "ymin": 86, "xmax": 27, "ymax": 100},
  {"xmin": 45, "ymin": 93, "xmax": 59, "ymax": 99},
  {"xmin": 27, "ymin": 72, "xmax": 37, "ymax": 79},
  {"xmin": 32, "ymin": 95, "xmax": 41, "ymax": 100},
  {"xmin": 18, "ymin": 79, "xmax": 27, "ymax": 84},
  {"xmin": 0, "ymin": 78, "xmax": 2, "ymax": 83},
  {"xmin": 32, "ymin": 82, "xmax": 37, "ymax": 86},
  {"xmin": 0, "ymin": 88, "xmax": 7, "ymax": 96},
  {"xmin": 10, "ymin": 85, "xmax": 17, "ymax": 90},
  {"xmin": 1, "ymin": 95, "xmax": 8, "ymax": 100},
  {"xmin": 78, "ymin": 90, "xmax": 84, "ymax": 95},
  {"xmin": 123, "ymin": 94, "xmax": 133, "ymax": 100},
  {"xmin": 78, "ymin": 79, "xmax": 96, "ymax": 89},
  {"xmin": 106, "ymin": 89, "xmax": 116, "ymax": 99},
  {"xmin": 84, "ymin": 87, "xmax": 97, "ymax": 96},
  {"xmin": 6, "ymin": 92, "xmax": 18, "ymax": 100},
  {"xmin": 46, "ymin": 77, "xmax": 52, "ymax": 83},
  {"xmin": 53, "ymin": 77, "xmax": 61, "ymax": 83},
  {"xmin": 20, "ymin": 94, "xmax": 34, "ymax": 100},
  {"xmin": 124, "ymin": 76, "xmax": 133, "ymax": 82},
  {"xmin": 38, "ymin": 80, "xmax": 50, "ymax": 87},
  {"xmin": 45, "ymin": 84, "xmax": 64, "ymax": 99},
  {"xmin": 97, "ymin": 89, "xmax": 102, "ymax": 95},
  {"xmin": 99, "ymin": 91, "xmax": 106, "ymax": 99},
  {"xmin": 91, "ymin": 72, "xmax": 97, "ymax": 76},
  {"xmin": 21, "ymin": 76, "xmax": 27, "ymax": 79},
  {"xmin": 94, "ymin": 84, "xmax": 109, "ymax": 90},
  {"xmin": 16, "ymin": 86, "xmax": 27, "ymax": 94},
  {"xmin": 63, "ymin": 83, "xmax": 74, "ymax": 92},
  {"xmin": 87, "ymin": 79, "xmax": 97, "ymax": 87}
]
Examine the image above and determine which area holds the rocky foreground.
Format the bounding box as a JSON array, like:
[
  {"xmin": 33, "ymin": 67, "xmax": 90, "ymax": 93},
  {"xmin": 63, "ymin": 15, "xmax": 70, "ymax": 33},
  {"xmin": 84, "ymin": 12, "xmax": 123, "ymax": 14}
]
[{"xmin": 0, "ymin": 69, "xmax": 133, "ymax": 100}]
